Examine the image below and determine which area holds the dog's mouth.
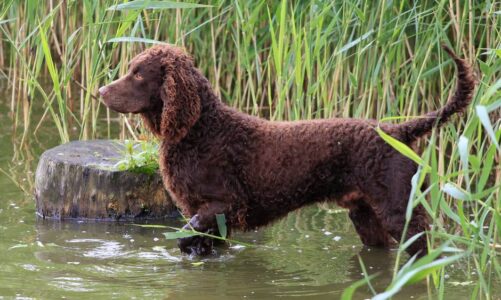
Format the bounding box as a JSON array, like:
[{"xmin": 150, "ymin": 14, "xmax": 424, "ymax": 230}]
[
  {"xmin": 104, "ymin": 102, "xmax": 132, "ymax": 114},
  {"xmin": 98, "ymin": 85, "xmax": 136, "ymax": 114}
]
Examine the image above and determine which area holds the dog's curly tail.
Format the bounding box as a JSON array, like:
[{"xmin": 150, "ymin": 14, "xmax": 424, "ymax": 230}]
[{"xmin": 396, "ymin": 45, "xmax": 476, "ymax": 142}]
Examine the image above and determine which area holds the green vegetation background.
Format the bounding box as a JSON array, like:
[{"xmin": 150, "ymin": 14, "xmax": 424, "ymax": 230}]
[{"xmin": 0, "ymin": 1, "xmax": 499, "ymax": 298}]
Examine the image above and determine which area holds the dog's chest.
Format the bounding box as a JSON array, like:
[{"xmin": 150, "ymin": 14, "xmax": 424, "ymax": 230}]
[{"xmin": 160, "ymin": 143, "xmax": 233, "ymax": 203}]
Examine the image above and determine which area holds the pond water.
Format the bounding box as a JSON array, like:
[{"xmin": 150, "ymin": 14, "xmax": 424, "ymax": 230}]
[{"xmin": 0, "ymin": 84, "xmax": 478, "ymax": 299}]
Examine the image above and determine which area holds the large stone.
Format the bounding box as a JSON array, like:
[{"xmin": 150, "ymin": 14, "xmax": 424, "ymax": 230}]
[{"xmin": 34, "ymin": 140, "xmax": 178, "ymax": 220}]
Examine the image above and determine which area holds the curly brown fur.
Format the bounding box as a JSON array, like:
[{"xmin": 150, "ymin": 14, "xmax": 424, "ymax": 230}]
[{"xmin": 99, "ymin": 44, "xmax": 475, "ymax": 257}]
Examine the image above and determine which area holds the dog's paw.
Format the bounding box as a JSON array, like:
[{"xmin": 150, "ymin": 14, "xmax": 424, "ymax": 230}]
[
  {"xmin": 177, "ymin": 213, "xmax": 229, "ymax": 255},
  {"xmin": 177, "ymin": 235, "xmax": 214, "ymax": 256},
  {"xmin": 177, "ymin": 214, "xmax": 214, "ymax": 256}
]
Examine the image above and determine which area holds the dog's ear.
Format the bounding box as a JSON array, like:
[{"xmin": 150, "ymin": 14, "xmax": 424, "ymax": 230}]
[{"xmin": 160, "ymin": 57, "xmax": 201, "ymax": 143}]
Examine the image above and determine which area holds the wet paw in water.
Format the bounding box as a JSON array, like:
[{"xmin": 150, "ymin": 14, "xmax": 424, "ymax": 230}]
[
  {"xmin": 177, "ymin": 234, "xmax": 215, "ymax": 256},
  {"xmin": 177, "ymin": 214, "xmax": 222, "ymax": 256}
]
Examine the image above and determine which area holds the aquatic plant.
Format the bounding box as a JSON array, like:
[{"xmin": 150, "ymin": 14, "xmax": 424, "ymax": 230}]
[{"xmin": 113, "ymin": 140, "xmax": 159, "ymax": 175}]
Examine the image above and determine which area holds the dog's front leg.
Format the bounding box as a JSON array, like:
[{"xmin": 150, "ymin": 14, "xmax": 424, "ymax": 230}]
[{"xmin": 177, "ymin": 201, "xmax": 229, "ymax": 256}]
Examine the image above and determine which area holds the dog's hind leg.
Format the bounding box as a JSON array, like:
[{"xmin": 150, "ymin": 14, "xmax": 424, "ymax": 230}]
[
  {"xmin": 339, "ymin": 193, "xmax": 394, "ymax": 248},
  {"xmin": 367, "ymin": 155, "xmax": 430, "ymax": 258},
  {"xmin": 374, "ymin": 202, "xmax": 429, "ymax": 257},
  {"xmin": 348, "ymin": 199, "xmax": 395, "ymax": 248},
  {"xmin": 177, "ymin": 201, "xmax": 229, "ymax": 255}
]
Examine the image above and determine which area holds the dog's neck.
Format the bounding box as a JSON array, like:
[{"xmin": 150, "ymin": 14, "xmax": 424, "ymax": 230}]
[{"xmin": 140, "ymin": 104, "xmax": 163, "ymax": 136}]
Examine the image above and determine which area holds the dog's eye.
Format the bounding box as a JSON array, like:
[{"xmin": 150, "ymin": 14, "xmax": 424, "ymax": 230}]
[{"xmin": 134, "ymin": 71, "xmax": 143, "ymax": 80}]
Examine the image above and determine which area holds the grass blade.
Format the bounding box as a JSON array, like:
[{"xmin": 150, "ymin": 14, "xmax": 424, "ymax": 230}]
[
  {"xmin": 163, "ymin": 231, "xmax": 201, "ymax": 239},
  {"xmin": 107, "ymin": 37, "xmax": 170, "ymax": 45},
  {"xmin": 216, "ymin": 213, "xmax": 227, "ymax": 239},
  {"xmin": 341, "ymin": 273, "xmax": 379, "ymax": 300},
  {"xmin": 376, "ymin": 127, "xmax": 430, "ymax": 171},
  {"xmin": 107, "ymin": 1, "xmax": 212, "ymax": 11},
  {"xmin": 374, "ymin": 253, "xmax": 465, "ymax": 300},
  {"xmin": 442, "ymin": 183, "xmax": 471, "ymax": 201}
]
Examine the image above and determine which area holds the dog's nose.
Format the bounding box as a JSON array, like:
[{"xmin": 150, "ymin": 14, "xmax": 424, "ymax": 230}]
[{"xmin": 98, "ymin": 86, "xmax": 109, "ymax": 97}]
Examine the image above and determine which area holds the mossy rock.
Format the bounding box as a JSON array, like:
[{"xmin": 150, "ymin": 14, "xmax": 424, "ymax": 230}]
[{"xmin": 34, "ymin": 140, "xmax": 178, "ymax": 220}]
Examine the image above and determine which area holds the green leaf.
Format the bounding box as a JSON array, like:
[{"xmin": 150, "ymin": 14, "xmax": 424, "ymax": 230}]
[
  {"xmin": 442, "ymin": 183, "xmax": 471, "ymax": 201},
  {"xmin": 130, "ymin": 224, "xmax": 169, "ymax": 228},
  {"xmin": 401, "ymin": 245, "xmax": 456, "ymax": 276},
  {"xmin": 376, "ymin": 127, "xmax": 430, "ymax": 171},
  {"xmin": 107, "ymin": 0, "xmax": 212, "ymax": 11},
  {"xmin": 349, "ymin": 73, "xmax": 358, "ymax": 89},
  {"xmin": 337, "ymin": 29, "xmax": 374, "ymax": 55},
  {"xmin": 374, "ymin": 254, "xmax": 465, "ymax": 300},
  {"xmin": 399, "ymin": 232, "xmax": 425, "ymax": 253},
  {"xmin": 478, "ymin": 145, "xmax": 497, "ymax": 191},
  {"xmin": 216, "ymin": 214, "xmax": 227, "ymax": 239},
  {"xmin": 0, "ymin": 18, "xmax": 16, "ymax": 25},
  {"xmin": 457, "ymin": 136, "xmax": 469, "ymax": 167},
  {"xmin": 486, "ymin": 99, "xmax": 501, "ymax": 113},
  {"xmin": 341, "ymin": 273, "xmax": 379, "ymax": 300},
  {"xmin": 480, "ymin": 78, "xmax": 501, "ymax": 103},
  {"xmin": 458, "ymin": 135, "xmax": 470, "ymax": 189},
  {"xmin": 476, "ymin": 105, "xmax": 500, "ymax": 150},
  {"xmin": 8, "ymin": 244, "xmax": 28, "ymax": 250},
  {"xmin": 439, "ymin": 197, "xmax": 462, "ymax": 224},
  {"xmin": 165, "ymin": 226, "xmax": 254, "ymax": 248},
  {"xmin": 405, "ymin": 254, "xmax": 464, "ymax": 285},
  {"xmin": 107, "ymin": 37, "xmax": 169, "ymax": 45},
  {"xmin": 406, "ymin": 169, "xmax": 424, "ymax": 222},
  {"xmin": 38, "ymin": 21, "xmax": 68, "ymax": 142},
  {"xmin": 163, "ymin": 231, "xmax": 201, "ymax": 240}
]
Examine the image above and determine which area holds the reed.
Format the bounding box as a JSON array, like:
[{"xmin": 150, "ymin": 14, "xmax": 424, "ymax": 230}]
[{"xmin": 0, "ymin": 0, "xmax": 499, "ymax": 298}]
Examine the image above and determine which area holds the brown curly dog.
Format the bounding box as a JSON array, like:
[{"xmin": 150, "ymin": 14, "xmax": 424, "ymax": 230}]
[{"xmin": 99, "ymin": 45, "xmax": 475, "ymax": 257}]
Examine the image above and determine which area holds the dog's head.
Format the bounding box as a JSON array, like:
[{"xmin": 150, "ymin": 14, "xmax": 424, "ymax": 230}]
[{"xmin": 99, "ymin": 45, "xmax": 201, "ymax": 142}]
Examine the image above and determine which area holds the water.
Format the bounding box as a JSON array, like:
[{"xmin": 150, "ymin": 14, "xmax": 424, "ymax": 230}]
[{"xmin": 0, "ymin": 84, "xmax": 477, "ymax": 299}]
